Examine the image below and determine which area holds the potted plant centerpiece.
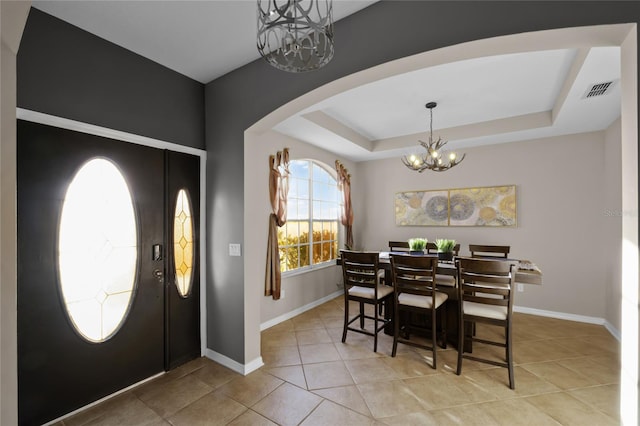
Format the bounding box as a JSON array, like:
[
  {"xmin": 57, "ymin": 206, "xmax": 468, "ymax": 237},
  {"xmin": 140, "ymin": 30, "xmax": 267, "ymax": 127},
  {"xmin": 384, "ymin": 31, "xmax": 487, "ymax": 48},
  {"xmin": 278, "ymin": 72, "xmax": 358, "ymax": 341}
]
[
  {"xmin": 435, "ymin": 238, "xmax": 456, "ymax": 261},
  {"xmin": 408, "ymin": 237, "xmax": 428, "ymax": 255}
]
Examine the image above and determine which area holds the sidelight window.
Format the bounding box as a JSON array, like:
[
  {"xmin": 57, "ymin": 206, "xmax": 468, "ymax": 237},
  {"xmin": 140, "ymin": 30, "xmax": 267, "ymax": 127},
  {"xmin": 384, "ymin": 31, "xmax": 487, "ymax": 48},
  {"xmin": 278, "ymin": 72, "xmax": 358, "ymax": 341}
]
[{"xmin": 173, "ymin": 189, "xmax": 194, "ymax": 297}]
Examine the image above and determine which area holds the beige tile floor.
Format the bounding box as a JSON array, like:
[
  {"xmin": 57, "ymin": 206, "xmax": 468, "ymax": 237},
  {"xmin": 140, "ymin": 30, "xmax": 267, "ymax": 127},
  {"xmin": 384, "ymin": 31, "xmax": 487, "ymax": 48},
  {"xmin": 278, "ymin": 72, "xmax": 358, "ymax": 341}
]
[{"xmin": 60, "ymin": 295, "xmax": 620, "ymax": 425}]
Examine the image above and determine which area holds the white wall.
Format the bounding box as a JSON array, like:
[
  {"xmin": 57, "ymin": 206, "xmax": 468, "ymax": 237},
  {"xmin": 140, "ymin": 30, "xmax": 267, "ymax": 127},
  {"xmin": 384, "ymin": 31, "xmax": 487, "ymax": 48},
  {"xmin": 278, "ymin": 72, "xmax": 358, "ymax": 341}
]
[
  {"xmin": 619, "ymin": 25, "xmax": 638, "ymax": 426},
  {"xmin": 244, "ymin": 130, "xmax": 355, "ymax": 341},
  {"xmin": 355, "ymin": 131, "xmax": 610, "ymax": 319},
  {"xmin": 603, "ymin": 118, "xmax": 622, "ymax": 332},
  {"xmin": 1, "ymin": 2, "xmax": 30, "ymax": 424}
]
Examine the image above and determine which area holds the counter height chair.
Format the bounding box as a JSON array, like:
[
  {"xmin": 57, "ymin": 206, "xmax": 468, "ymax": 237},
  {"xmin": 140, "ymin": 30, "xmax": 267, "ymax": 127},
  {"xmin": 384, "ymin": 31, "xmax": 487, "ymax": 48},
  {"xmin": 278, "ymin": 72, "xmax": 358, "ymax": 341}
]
[
  {"xmin": 469, "ymin": 244, "xmax": 510, "ymax": 258},
  {"xmin": 340, "ymin": 250, "xmax": 394, "ymax": 352},
  {"xmin": 390, "ymin": 254, "xmax": 448, "ymax": 367},
  {"xmin": 426, "ymin": 242, "xmax": 460, "ymax": 288},
  {"xmin": 388, "ymin": 241, "xmax": 410, "ymax": 252},
  {"xmin": 456, "ymin": 257, "xmax": 517, "ymax": 389}
]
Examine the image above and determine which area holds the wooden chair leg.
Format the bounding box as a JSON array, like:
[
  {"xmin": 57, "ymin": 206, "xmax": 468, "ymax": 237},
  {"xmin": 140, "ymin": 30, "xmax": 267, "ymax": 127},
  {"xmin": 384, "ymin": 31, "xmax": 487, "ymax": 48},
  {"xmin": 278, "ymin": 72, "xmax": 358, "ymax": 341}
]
[
  {"xmin": 359, "ymin": 302, "xmax": 365, "ymax": 329},
  {"xmin": 456, "ymin": 318, "xmax": 464, "ymax": 375},
  {"xmin": 342, "ymin": 295, "xmax": 349, "ymax": 343},
  {"xmin": 431, "ymin": 308, "xmax": 437, "ymax": 369},
  {"xmin": 392, "ymin": 306, "xmax": 399, "ymax": 357},
  {"xmin": 507, "ymin": 324, "xmax": 515, "ymax": 389},
  {"xmin": 373, "ymin": 300, "xmax": 379, "ymax": 353}
]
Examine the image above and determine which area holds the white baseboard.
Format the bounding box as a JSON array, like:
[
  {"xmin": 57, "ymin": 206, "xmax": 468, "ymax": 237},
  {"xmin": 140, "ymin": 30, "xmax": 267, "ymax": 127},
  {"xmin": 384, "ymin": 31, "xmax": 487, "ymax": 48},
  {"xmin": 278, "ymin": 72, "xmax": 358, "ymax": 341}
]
[
  {"xmin": 514, "ymin": 305, "xmax": 621, "ymax": 341},
  {"xmin": 204, "ymin": 290, "xmax": 342, "ymax": 376},
  {"xmin": 260, "ymin": 290, "xmax": 343, "ymax": 331},
  {"xmin": 204, "ymin": 348, "xmax": 264, "ymax": 376},
  {"xmin": 603, "ymin": 320, "xmax": 622, "ymax": 341}
]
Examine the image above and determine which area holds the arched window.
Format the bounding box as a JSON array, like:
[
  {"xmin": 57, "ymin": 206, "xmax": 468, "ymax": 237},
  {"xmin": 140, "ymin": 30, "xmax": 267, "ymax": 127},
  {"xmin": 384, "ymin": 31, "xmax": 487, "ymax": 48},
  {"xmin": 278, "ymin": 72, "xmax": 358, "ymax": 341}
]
[{"xmin": 278, "ymin": 160, "xmax": 340, "ymax": 272}]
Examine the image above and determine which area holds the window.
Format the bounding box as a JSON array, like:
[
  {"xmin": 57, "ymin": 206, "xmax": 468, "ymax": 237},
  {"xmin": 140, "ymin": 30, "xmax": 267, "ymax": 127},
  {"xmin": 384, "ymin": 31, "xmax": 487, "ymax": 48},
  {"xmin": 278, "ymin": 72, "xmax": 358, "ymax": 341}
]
[
  {"xmin": 278, "ymin": 160, "xmax": 340, "ymax": 272},
  {"xmin": 173, "ymin": 189, "xmax": 194, "ymax": 297},
  {"xmin": 58, "ymin": 158, "xmax": 137, "ymax": 343}
]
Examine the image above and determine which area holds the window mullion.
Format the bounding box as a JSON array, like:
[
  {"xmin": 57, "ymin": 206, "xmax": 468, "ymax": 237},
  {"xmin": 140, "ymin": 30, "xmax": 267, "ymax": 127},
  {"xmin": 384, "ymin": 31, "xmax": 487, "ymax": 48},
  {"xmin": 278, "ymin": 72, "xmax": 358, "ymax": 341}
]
[{"xmin": 308, "ymin": 160, "xmax": 314, "ymax": 265}]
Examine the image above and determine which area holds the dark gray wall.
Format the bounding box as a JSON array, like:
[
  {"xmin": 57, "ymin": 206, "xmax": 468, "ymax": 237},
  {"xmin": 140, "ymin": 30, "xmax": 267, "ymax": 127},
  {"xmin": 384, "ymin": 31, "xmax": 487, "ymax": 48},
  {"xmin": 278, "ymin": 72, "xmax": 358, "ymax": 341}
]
[
  {"xmin": 18, "ymin": 8, "xmax": 205, "ymax": 149},
  {"xmin": 204, "ymin": 0, "xmax": 639, "ymax": 363}
]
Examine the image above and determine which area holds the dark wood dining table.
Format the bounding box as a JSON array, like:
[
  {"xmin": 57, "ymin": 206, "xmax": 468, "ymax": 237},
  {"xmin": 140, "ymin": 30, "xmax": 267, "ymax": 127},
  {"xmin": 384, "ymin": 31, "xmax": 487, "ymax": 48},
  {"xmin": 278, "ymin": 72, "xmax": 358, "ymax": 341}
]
[
  {"xmin": 337, "ymin": 252, "xmax": 543, "ymax": 351},
  {"xmin": 378, "ymin": 251, "xmax": 543, "ymax": 286}
]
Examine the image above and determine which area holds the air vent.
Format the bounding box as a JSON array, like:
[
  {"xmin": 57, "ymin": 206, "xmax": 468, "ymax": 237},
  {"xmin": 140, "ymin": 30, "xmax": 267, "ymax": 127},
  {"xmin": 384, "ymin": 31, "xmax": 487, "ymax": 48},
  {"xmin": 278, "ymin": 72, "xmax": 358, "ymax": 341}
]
[{"xmin": 584, "ymin": 81, "xmax": 614, "ymax": 98}]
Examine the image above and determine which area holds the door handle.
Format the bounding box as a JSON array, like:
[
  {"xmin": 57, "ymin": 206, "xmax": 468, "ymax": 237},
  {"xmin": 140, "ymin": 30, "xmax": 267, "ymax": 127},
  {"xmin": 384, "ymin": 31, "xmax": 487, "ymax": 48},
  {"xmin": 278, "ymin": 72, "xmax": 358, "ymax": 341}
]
[{"xmin": 153, "ymin": 269, "xmax": 164, "ymax": 283}]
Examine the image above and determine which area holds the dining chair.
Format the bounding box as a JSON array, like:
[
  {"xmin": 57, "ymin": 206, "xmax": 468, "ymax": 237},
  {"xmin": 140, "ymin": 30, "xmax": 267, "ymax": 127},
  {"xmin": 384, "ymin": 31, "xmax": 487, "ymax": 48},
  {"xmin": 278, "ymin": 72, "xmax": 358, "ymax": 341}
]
[
  {"xmin": 390, "ymin": 254, "xmax": 448, "ymax": 367},
  {"xmin": 388, "ymin": 241, "xmax": 410, "ymax": 252},
  {"xmin": 469, "ymin": 244, "xmax": 510, "ymax": 258},
  {"xmin": 340, "ymin": 250, "xmax": 394, "ymax": 352},
  {"xmin": 426, "ymin": 242, "xmax": 460, "ymax": 288},
  {"xmin": 456, "ymin": 257, "xmax": 517, "ymax": 389}
]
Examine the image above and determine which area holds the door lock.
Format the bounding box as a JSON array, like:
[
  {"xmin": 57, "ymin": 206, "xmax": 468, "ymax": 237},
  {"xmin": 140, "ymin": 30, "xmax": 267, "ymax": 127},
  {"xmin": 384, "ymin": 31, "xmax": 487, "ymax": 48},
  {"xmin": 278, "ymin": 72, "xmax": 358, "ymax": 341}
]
[{"xmin": 153, "ymin": 269, "xmax": 164, "ymax": 283}]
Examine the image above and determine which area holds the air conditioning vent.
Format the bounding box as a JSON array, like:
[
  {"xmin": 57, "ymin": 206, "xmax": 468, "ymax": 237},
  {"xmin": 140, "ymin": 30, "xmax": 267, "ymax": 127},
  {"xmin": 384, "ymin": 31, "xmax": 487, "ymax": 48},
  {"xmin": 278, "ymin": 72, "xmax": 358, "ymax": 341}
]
[{"xmin": 584, "ymin": 81, "xmax": 614, "ymax": 98}]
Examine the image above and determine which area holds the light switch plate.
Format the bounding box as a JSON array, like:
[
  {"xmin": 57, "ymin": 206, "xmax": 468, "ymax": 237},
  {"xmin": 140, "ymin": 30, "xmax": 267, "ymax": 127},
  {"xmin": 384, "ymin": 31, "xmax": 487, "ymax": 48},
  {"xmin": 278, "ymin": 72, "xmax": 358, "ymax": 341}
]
[{"xmin": 229, "ymin": 243, "xmax": 241, "ymax": 257}]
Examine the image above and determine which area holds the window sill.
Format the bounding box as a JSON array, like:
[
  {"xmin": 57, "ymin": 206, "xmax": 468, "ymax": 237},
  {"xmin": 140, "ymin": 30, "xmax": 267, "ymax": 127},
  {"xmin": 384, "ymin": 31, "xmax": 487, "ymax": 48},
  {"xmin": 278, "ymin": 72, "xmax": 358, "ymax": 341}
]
[{"xmin": 281, "ymin": 260, "xmax": 338, "ymax": 279}]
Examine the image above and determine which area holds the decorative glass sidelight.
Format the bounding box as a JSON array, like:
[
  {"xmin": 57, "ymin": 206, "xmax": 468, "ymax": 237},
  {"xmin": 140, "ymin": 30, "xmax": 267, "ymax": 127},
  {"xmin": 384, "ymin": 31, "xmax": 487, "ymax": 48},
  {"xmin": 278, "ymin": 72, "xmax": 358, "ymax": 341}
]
[
  {"xmin": 173, "ymin": 189, "xmax": 194, "ymax": 297},
  {"xmin": 58, "ymin": 158, "xmax": 138, "ymax": 343}
]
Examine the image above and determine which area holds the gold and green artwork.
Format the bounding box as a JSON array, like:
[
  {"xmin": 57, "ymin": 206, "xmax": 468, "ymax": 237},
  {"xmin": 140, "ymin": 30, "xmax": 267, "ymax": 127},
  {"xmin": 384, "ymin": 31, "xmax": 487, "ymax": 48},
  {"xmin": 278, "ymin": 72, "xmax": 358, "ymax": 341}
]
[{"xmin": 395, "ymin": 185, "xmax": 516, "ymax": 227}]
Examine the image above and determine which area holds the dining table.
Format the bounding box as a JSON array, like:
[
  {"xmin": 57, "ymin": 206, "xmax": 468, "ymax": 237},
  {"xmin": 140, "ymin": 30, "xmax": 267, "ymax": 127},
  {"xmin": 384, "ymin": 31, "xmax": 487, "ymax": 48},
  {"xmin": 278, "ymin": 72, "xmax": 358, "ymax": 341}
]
[
  {"xmin": 337, "ymin": 251, "xmax": 543, "ymax": 351},
  {"xmin": 378, "ymin": 251, "xmax": 543, "ymax": 286}
]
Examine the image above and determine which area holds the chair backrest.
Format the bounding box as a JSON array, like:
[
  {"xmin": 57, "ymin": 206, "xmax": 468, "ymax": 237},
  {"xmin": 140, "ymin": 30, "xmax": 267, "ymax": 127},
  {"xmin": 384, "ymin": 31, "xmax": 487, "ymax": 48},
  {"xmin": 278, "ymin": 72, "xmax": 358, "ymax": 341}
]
[
  {"xmin": 390, "ymin": 254, "xmax": 438, "ymax": 299},
  {"xmin": 469, "ymin": 244, "xmax": 510, "ymax": 258},
  {"xmin": 388, "ymin": 241, "xmax": 410, "ymax": 252},
  {"xmin": 340, "ymin": 250, "xmax": 380, "ymax": 291},
  {"xmin": 426, "ymin": 242, "xmax": 461, "ymax": 255},
  {"xmin": 456, "ymin": 257, "xmax": 517, "ymax": 316}
]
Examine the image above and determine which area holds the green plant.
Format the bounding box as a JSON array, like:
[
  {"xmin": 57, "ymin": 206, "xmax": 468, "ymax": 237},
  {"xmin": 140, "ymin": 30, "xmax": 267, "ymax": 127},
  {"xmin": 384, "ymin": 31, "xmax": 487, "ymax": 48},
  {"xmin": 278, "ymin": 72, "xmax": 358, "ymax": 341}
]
[
  {"xmin": 435, "ymin": 238, "xmax": 456, "ymax": 252},
  {"xmin": 408, "ymin": 237, "xmax": 428, "ymax": 251}
]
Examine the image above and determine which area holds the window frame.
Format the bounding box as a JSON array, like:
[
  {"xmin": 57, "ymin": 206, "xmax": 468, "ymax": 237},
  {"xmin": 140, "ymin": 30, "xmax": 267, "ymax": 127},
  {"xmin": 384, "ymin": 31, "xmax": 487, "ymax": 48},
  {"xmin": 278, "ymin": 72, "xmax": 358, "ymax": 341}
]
[{"xmin": 279, "ymin": 159, "xmax": 341, "ymax": 276}]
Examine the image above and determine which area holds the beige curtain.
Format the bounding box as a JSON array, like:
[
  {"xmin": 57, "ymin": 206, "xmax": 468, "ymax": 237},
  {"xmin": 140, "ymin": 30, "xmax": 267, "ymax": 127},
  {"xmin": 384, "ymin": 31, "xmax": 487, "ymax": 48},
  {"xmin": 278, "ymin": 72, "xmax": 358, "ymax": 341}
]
[
  {"xmin": 265, "ymin": 148, "xmax": 290, "ymax": 299},
  {"xmin": 336, "ymin": 160, "xmax": 354, "ymax": 249}
]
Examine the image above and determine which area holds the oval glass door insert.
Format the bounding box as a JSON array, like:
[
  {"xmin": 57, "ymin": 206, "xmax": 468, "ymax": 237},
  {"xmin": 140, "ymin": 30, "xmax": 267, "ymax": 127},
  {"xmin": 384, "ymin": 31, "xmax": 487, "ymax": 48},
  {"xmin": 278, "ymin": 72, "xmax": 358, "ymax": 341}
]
[
  {"xmin": 173, "ymin": 189, "xmax": 194, "ymax": 297},
  {"xmin": 58, "ymin": 158, "xmax": 138, "ymax": 343}
]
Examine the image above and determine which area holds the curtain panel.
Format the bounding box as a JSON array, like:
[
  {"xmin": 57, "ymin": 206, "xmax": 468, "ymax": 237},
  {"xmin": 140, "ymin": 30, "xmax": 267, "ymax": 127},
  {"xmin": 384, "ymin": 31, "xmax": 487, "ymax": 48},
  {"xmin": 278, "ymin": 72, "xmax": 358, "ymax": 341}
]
[
  {"xmin": 265, "ymin": 148, "xmax": 289, "ymax": 299},
  {"xmin": 336, "ymin": 160, "xmax": 354, "ymax": 249}
]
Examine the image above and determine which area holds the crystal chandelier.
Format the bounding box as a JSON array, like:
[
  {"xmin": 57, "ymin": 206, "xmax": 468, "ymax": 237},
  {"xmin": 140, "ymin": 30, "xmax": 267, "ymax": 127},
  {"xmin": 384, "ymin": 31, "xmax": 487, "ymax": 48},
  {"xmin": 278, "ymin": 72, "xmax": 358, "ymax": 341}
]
[
  {"xmin": 257, "ymin": 0, "xmax": 334, "ymax": 73},
  {"xmin": 401, "ymin": 102, "xmax": 465, "ymax": 172}
]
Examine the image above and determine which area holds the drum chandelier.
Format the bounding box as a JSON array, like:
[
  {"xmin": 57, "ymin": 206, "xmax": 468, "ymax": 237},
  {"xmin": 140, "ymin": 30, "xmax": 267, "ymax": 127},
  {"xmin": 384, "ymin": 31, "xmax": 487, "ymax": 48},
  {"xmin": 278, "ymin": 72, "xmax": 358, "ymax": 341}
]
[{"xmin": 257, "ymin": 0, "xmax": 334, "ymax": 72}]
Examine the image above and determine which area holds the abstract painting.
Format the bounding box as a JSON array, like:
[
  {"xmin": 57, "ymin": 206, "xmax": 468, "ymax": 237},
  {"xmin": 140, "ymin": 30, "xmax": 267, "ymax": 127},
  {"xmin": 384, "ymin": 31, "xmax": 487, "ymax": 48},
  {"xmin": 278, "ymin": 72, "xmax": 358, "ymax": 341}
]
[
  {"xmin": 395, "ymin": 185, "xmax": 516, "ymax": 227},
  {"xmin": 395, "ymin": 190, "xmax": 448, "ymax": 226}
]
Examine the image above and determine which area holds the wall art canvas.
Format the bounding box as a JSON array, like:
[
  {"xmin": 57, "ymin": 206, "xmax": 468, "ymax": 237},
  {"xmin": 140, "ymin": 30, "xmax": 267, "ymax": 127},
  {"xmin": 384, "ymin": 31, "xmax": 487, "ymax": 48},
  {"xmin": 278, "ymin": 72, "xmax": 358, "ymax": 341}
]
[
  {"xmin": 395, "ymin": 190, "xmax": 448, "ymax": 226},
  {"xmin": 449, "ymin": 185, "xmax": 516, "ymax": 226},
  {"xmin": 395, "ymin": 185, "xmax": 516, "ymax": 227}
]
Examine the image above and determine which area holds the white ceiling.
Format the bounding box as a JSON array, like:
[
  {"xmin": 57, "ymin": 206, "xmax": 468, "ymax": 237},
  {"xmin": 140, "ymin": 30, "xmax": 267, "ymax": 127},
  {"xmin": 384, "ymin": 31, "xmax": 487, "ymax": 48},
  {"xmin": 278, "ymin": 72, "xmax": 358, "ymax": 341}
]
[{"xmin": 31, "ymin": 1, "xmax": 621, "ymax": 162}]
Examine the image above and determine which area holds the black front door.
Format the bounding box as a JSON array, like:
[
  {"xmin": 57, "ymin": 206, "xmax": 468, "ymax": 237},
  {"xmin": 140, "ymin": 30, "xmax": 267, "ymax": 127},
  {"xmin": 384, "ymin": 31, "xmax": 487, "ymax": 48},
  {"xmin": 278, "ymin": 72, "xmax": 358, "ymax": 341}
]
[{"xmin": 17, "ymin": 120, "xmax": 200, "ymax": 425}]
